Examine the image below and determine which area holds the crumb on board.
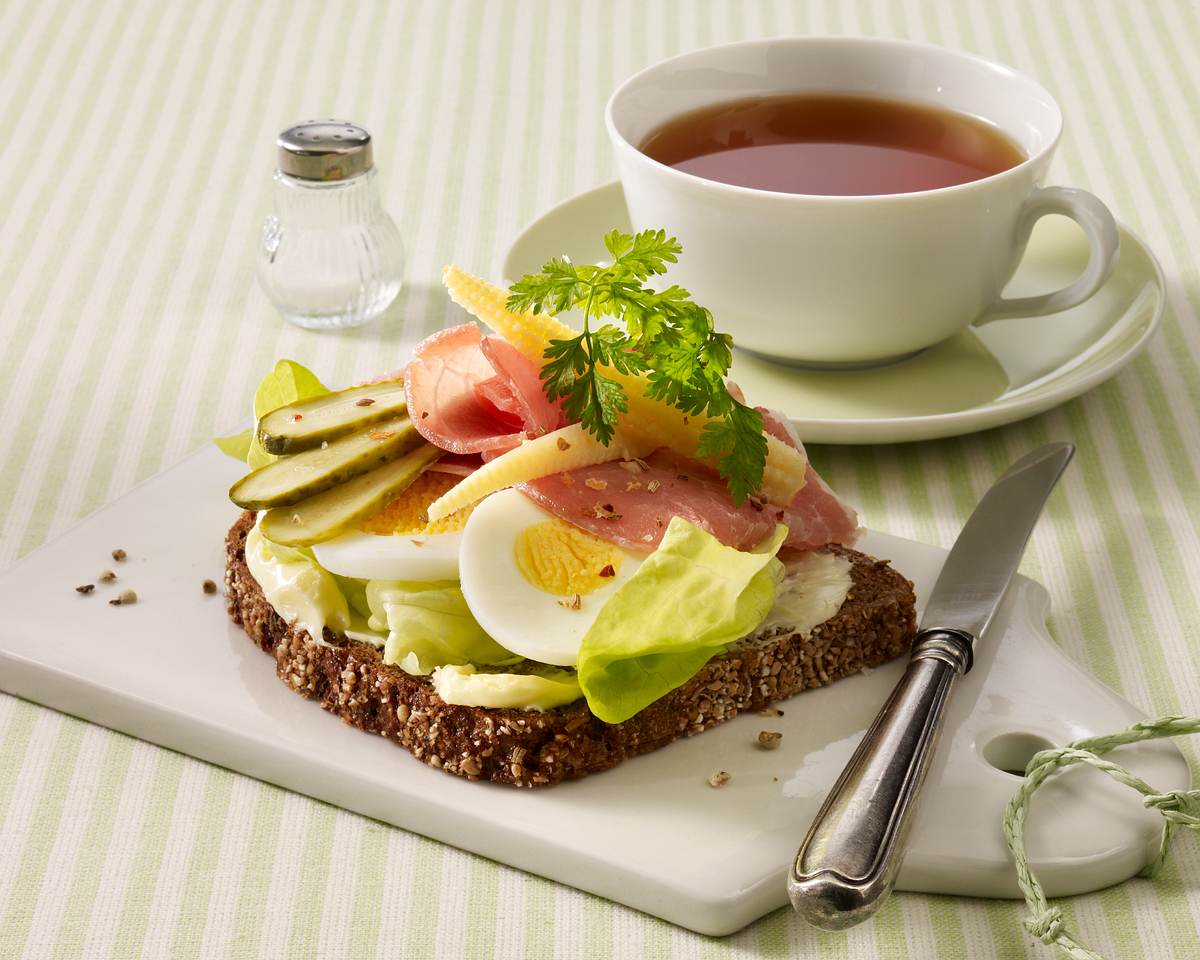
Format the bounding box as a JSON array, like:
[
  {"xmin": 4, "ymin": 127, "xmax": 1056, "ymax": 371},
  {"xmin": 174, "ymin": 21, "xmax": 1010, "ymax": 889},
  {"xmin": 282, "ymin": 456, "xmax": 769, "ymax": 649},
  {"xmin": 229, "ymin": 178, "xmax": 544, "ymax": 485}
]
[
  {"xmin": 99, "ymin": 569, "xmax": 116, "ymax": 582},
  {"xmin": 708, "ymin": 770, "xmax": 731, "ymax": 788},
  {"xmin": 202, "ymin": 579, "xmax": 218, "ymax": 595},
  {"xmin": 111, "ymin": 548, "xmax": 127, "ymax": 561},
  {"xmin": 109, "ymin": 589, "xmax": 137, "ymax": 606},
  {"xmin": 757, "ymin": 730, "xmax": 783, "ymax": 750},
  {"xmin": 75, "ymin": 583, "xmax": 94, "ymax": 595},
  {"xmin": 758, "ymin": 707, "xmax": 784, "ymax": 717}
]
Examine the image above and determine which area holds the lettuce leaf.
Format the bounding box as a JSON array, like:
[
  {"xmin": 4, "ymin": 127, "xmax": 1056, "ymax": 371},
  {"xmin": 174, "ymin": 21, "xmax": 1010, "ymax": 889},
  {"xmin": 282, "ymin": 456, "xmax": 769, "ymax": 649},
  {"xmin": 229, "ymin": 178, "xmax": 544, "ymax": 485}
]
[
  {"xmin": 215, "ymin": 359, "xmax": 328, "ymax": 467},
  {"xmin": 253, "ymin": 359, "xmax": 327, "ymax": 418},
  {"xmin": 332, "ymin": 574, "xmax": 373, "ymax": 621},
  {"xmin": 366, "ymin": 580, "xmax": 521, "ymax": 676},
  {"xmin": 214, "ymin": 429, "xmax": 254, "ymax": 462},
  {"xmin": 576, "ymin": 518, "xmax": 787, "ymax": 724},
  {"xmin": 431, "ymin": 664, "xmax": 582, "ymax": 711}
]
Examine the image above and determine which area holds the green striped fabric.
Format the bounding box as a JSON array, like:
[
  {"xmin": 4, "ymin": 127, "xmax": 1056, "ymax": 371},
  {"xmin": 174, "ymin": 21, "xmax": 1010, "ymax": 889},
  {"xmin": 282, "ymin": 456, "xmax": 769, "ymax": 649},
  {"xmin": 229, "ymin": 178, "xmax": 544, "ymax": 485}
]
[{"xmin": 2, "ymin": 0, "xmax": 1199, "ymax": 956}]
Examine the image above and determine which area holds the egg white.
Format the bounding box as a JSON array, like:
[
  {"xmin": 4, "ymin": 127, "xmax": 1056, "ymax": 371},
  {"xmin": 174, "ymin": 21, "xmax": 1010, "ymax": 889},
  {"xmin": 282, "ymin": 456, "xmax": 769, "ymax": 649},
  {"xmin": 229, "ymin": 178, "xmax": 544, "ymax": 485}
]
[
  {"xmin": 458, "ymin": 488, "xmax": 643, "ymax": 667},
  {"xmin": 312, "ymin": 529, "xmax": 462, "ymax": 581}
]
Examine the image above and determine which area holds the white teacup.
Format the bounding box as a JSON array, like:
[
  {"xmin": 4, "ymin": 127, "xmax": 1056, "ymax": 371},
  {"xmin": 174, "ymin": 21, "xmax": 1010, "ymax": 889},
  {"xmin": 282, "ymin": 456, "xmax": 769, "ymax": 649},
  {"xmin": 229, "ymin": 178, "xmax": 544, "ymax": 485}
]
[{"xmin": 606, "ymin": 37, "xmax": 1120, "ymax": 367}]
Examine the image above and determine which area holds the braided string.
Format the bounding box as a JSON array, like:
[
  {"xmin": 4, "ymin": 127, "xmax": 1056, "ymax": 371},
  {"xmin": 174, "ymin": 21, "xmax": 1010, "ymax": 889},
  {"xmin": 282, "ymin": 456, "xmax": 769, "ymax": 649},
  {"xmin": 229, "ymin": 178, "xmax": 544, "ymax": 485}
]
[{"xmin": 1002, "ymin": 716, "xmax": 1200, "ymax": 959}]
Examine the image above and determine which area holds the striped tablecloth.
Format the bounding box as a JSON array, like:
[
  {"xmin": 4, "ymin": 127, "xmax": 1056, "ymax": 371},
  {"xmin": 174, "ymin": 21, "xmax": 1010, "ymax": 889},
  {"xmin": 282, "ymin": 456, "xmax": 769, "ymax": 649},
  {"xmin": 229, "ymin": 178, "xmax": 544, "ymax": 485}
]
[{"xmin": 3, "ymin": 1, "xmax": 1199, "ymax": 957}]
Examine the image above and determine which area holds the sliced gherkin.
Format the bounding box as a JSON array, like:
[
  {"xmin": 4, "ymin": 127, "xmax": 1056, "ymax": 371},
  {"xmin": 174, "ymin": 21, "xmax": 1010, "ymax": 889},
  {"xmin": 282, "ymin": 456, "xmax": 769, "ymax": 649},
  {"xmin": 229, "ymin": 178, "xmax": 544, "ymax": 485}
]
[
  {"xmin": 229, "ymin": 417, "xmax": 420, "ymax": 510},
  {"xmin": 259, "ymin": 443, "xmax": 442, "ymax": 547},
  {"xmin": 257, "ymin": 378, "xmax": 407, "ymax": 454}
]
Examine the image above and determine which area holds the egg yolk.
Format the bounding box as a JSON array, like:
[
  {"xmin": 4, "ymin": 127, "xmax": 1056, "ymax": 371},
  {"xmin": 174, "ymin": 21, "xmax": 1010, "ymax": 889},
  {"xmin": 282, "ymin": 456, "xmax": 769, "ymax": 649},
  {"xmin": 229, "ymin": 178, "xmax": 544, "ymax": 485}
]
[
  {"xmin": 514, "ymin": 520, "xmax": 622, "ymax": 597},
  {"xmin": 358, "ymin": 472, "xmax": 475, "ymax": 535}
]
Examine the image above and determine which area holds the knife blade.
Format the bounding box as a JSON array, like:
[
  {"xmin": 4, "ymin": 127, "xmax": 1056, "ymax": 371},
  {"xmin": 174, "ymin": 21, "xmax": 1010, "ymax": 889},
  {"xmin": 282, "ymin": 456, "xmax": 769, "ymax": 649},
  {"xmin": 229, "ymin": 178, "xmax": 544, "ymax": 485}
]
[
  {"xmin": 787, "ymin": 442, "xmax": 1074, "ymax": 931},
  {"xmin": 920, "ymin": 442, "xmax": 1075, "ymax": 643}
]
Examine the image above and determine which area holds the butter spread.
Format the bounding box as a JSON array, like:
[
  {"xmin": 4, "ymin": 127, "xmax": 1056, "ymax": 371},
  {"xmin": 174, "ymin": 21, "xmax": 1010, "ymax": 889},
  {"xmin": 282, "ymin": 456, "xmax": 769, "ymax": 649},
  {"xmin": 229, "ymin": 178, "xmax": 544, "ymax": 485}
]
[
  {"xmin": 431, "ymin": 664, "xmax": 582, "ymax": 711},
  {"xmin": 755, "ymin": 551, "xmax": 853, "ymax": 638},
  {"xmin": 245, "ymin": 521, "xmax": 350, "ymax": 642}
]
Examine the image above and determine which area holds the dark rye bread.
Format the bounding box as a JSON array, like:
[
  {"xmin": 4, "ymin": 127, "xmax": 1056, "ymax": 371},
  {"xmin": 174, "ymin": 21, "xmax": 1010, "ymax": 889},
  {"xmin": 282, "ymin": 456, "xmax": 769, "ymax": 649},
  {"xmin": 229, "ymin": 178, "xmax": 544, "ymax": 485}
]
[{"xmin": 225, "ymin": 511, "xmax": 916, "ymax": 787}]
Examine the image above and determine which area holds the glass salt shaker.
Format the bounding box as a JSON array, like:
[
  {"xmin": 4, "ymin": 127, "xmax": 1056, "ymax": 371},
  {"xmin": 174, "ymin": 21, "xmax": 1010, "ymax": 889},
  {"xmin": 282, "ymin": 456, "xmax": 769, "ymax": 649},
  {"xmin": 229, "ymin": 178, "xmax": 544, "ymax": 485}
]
[{"xmin": 258, "ymin": 119, "xmax": 404, "ymax": 329}]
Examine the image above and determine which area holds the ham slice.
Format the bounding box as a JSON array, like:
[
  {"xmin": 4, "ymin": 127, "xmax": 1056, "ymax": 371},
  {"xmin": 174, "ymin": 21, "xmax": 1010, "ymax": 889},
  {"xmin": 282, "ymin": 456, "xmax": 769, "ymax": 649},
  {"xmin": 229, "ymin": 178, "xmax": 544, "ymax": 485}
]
[
  {"xmin": 425, "ymin": 453, "xmax": 483, "ymax": 478},
  {"xmin": 479, "ymin": 337, "xmax": 563, "ymax": 436},
  {"xmin": 520, "ymin": 451, "xmax": 777, "ymax": 553},
  {"xmin": 758, "ymin": 407, "xmax": 861, "ymax": 549},
  {"xmin": 520, "ymin": 411, "xmax": 860, "ymax": 553},
  {"xmin": 405, "ymin": 323, "xmax": 564, "ymax": 455}
]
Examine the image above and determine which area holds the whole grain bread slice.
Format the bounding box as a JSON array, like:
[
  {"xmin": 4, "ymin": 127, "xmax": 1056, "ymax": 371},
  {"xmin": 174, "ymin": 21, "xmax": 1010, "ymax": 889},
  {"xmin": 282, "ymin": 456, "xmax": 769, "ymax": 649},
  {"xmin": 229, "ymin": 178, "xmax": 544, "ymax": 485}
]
[{"xmin": 224, "ymin": 511, "xmax": 916, "ymax": 787}]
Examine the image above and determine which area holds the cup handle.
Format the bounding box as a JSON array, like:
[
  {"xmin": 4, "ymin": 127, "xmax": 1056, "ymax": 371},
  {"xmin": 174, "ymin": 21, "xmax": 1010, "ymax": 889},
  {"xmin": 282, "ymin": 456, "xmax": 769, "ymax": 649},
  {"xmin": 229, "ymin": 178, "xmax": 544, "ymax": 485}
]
[{"xmin": 974, "ymin": 185, "xmax": 1120, "ymax": 325}]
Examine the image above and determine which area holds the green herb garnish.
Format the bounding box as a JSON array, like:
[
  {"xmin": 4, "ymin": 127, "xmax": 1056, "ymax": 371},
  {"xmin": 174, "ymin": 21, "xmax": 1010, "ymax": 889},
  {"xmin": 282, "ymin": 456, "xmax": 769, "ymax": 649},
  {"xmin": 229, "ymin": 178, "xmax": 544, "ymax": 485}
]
[{"xmin": 507, "ymin": 229, "xmax": 767, "ymax": 504}]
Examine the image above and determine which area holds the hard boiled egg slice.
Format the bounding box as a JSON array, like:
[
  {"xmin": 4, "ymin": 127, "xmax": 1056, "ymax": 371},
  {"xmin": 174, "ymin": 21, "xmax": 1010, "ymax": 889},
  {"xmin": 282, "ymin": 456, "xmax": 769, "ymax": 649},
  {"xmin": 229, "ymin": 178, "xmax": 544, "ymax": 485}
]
[
  {"xmin": 458, "ymin": 488, "xmax": 643, "ymax": 666},
  {"xmin": 312, "ymin": 471, "xmax": 475, "ymax": 581}
]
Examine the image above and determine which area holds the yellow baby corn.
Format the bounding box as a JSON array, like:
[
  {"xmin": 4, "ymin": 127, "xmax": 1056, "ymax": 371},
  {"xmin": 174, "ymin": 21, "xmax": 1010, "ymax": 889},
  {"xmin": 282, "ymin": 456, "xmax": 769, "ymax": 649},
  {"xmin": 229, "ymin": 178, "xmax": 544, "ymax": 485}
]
[
  {"xmin": 443, "ymin": 264, "xmax": 574, "ymax": 361},
  {"xmin": 425, "ymin": 423, "xmax": 654, "ymax": 522}
]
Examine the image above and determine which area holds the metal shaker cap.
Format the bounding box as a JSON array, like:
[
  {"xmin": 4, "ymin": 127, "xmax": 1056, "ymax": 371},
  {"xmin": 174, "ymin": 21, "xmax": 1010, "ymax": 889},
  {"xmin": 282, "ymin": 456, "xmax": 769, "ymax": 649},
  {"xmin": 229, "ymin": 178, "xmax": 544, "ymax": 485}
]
[{"xmin": 277, "ymin": 119, "xmax": 373, "ymax": 181}]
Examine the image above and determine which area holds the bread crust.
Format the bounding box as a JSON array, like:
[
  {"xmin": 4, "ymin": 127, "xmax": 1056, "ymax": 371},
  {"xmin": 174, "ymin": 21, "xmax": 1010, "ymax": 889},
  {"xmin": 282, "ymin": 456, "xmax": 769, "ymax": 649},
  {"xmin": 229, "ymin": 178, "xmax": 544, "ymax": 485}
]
[{"xmin": 225, "ymin": 511, "xmax": 915, "ymax": 787}]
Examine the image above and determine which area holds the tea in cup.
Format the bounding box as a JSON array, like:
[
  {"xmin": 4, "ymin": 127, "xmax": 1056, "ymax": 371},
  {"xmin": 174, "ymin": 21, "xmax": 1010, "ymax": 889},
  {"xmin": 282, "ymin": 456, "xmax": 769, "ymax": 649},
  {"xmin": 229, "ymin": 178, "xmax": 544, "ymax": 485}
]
[{"xmin": 606, "ymin": 37, "xmax": 1119, "ymax": 367}]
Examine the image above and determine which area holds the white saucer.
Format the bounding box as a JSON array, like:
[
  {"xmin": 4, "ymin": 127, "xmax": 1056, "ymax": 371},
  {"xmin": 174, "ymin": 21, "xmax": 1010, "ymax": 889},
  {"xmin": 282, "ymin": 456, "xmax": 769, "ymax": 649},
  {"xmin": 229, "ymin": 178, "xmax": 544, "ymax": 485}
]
[{"xmin": 501, "ymin": 182, "xmax": 1164, "ymax": 444}]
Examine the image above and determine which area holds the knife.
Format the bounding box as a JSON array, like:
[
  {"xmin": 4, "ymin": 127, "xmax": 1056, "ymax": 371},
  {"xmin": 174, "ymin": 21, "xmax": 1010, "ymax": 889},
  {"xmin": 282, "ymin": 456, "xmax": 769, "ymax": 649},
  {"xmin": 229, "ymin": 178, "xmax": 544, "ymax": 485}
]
[{"xmin": 787, "ymin": 442, "xmax": 1074, "ymax": 930}]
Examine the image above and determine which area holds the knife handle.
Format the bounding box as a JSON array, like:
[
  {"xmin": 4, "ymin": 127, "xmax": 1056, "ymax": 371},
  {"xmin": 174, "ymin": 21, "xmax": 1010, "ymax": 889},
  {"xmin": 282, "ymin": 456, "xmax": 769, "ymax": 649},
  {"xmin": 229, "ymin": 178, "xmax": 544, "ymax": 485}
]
[{"xmin": 787, "ymin": 628, "xmax": 974, "ymax": 930}]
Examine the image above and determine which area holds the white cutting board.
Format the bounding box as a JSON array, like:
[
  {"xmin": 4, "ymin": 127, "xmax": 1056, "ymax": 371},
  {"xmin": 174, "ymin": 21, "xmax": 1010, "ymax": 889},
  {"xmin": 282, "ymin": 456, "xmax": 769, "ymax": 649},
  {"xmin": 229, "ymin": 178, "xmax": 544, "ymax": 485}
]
[{"xmin": 0, "ymin": 446, "xmax": 1188, "ymax": 936}]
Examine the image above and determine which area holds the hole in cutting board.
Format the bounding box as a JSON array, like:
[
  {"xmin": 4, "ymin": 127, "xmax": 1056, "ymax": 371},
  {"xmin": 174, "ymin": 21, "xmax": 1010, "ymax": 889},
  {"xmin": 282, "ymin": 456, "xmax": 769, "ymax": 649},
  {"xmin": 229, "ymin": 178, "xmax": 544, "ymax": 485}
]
[{"xmin": 982, "ymin": 732, "xmax": 1056, "ymax": 777}]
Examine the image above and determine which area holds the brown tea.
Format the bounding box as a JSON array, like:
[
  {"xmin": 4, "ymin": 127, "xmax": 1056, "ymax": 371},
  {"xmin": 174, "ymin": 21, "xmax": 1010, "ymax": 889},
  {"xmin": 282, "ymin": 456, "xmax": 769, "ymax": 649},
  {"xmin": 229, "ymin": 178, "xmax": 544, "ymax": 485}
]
[{"xmin": 639, "ymin": 94, "xmax": 1024, "ymax": 196}]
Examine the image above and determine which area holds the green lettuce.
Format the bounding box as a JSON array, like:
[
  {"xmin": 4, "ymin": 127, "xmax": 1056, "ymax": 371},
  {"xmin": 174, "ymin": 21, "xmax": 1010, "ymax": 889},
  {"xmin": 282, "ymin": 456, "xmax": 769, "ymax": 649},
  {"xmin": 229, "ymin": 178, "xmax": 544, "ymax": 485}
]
[
  {"xmin": 215, "ymin": 359, "xmax": 328, "ymax": 468},
  {"xmin": 431, "ymin": 664, "xmax": 582, "ymax": 711},
  {"xmin": 366, "ymin": 580, "xmax": 521, "ymax": 676},
  {"xmin": 577, "ymin": 518, "xmax": 787, "ymax": 724},
  {"xmin": 332, "ymin": 574, "xmax": 373, "ymax": 621}
]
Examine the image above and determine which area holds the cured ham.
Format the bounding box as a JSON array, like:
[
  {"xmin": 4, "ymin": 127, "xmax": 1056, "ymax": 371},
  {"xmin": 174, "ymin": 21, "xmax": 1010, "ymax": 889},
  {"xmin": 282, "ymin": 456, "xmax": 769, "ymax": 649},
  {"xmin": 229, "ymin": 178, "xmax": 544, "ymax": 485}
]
[
  {"xmin": 425, "ymin": 453, "xmax": 483, "ymax": 478},
  {"xmin": 520, "ymin": 451, "xmax": 776, "ymax": 553},
  {"xmin": 758, "ymin": 406, "xmax": 861, "ymax": 549},
  {"xmin": 519, "ymin": 411, "xmax": 860, "ymax": 554},
  {"xmin": 405, "ymin": 323, "xmax": 564, "ymax": 455},
  {"xmin": 479, "ymin": 337, "xmax": 562, "ymax": 436}
]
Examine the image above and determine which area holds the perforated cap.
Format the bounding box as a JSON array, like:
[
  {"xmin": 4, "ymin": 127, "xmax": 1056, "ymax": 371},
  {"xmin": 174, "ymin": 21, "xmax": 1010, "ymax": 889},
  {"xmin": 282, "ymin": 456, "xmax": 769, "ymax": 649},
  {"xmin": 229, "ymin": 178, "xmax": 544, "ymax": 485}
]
[{"xmin": 277, "ymin": 119, "xmax": 373, "ymax": 181}]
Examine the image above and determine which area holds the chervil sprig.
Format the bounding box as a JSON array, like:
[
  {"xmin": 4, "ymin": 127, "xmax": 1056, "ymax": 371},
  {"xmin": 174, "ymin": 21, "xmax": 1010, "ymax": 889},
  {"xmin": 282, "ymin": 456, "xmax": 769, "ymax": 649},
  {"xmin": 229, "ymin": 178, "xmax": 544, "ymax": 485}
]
[{"xmin": 506, "ymin": 229, "xmax": 767, "ymax": 503}]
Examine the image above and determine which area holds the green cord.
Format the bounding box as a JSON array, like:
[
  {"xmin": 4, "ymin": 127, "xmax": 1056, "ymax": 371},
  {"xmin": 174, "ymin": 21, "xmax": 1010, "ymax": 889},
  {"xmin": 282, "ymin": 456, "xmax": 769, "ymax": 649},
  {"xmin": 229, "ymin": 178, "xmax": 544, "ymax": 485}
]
[{"xmin": 1003, "ymin": 716, "xmax": 1200, "ymax": 959}]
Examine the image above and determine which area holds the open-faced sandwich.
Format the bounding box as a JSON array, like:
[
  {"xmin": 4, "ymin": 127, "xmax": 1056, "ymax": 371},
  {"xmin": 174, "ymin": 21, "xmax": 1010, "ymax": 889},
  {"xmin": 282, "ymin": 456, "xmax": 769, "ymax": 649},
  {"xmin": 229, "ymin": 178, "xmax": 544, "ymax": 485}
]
[{"xmin": 220, "ymin": 231, "xmax": 916, "ymax": 786}]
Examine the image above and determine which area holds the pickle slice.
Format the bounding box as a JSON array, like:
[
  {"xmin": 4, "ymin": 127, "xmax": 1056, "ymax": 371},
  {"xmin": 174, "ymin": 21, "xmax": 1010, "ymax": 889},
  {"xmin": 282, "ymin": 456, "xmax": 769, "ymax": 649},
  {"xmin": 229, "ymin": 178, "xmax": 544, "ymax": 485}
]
[
  {"xmin": 259, "ymin": 443, "xmax": 442, "ymax": 546},
  {"xmin": 258, "ymin": 379, "xmax": 407, "ymax": 454},
  {"xmin": 230, "ymin": 417, "xmax": 420, "ymax": 510}
]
